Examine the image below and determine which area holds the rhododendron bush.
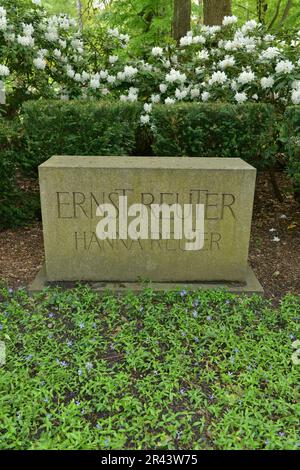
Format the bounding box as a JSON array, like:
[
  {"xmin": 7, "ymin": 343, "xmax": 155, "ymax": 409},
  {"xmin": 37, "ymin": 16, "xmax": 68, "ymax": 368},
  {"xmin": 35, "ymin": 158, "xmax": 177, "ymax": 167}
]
[{"xmin": 0, "ymin": 1, "xmax": 300, "ymax": 118}]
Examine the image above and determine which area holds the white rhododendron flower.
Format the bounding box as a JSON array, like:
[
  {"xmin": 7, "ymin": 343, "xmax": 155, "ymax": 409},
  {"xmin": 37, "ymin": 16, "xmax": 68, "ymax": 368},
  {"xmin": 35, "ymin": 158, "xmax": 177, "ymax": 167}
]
[
  {"xmin": 198, "ymin": 50, "xmax": 209, "ymax": 61},
  {"xmin": 261, "ymin": 76, "xmax": 275, "ymax": 89},
  {"xmin": 275, "ymin": 60, "xmax": 295, "ymax": 74},
  {"xmin": 260, "ymin": 47, "xmax": 280, "ymax": 61},
  {"xmin": 143, "ymin": 103, "xmax": 152, "ymax": 113},
  {"xmin": 0, "ymin": 15, "xmax": 7, "ymax": 32},
  {"xmin": 151, "ymin": 94, "xmax": 160, "ymax": 103},
  {"xmin": 209, "ymin": 71, "xmax": 227, "ymax": 85},
  {"xmin": 234, "ymin": 91, "xmax": 247, "ymax": 103},
  {"xmin": 17, "ymin": 35, "xmax": 34, "ymax": 46},
  {"xmin": 192, "ymin": 35, "xmax": 206, "ymax": 45},
  {"xmin": 219, "ymin": 55, "xmax": 235, "ymax": 69},
  {"xmin": 151, "ymin": 47, "xmax": 163, "ymax": 57},
  {"xmin": 175, "ymin": 88, "xmax": 188, "ymax": 100},
  {"xmin": 241, "ymin": 20, "xmax": 258, "ymax": 33},
  {"xmin": 140, "ymin": 114, "xmax": 150, "ymax": 125},
  {"xmin": 201, "ymin": 91, "xmax": 210, "ymax": 102},
  {"xmin": 291, "ymin": 89, "xmax": 300, "ymax": 104},
  {"xmin": 33, "ymin": 57, "xmax": 46, "ymax": 70},
  {"xmin": 165, "ymin": 97, "xmax": 175, "ymax": 105},
  {"xmin": 0, "ymin": 64, "xmax": 10, "ymax": 76},
  {"xmin": 123, "ymin": 65, "xmax": 138, "ymax": 78},
  {"xmin": 180, "ymin": 35, "xmax": 193, "ymax": 47},
  {"xmin": 165, "ymin": 69, "xmax": 186, "ymax": 83},
  {"xmin": 222, "ymin": 16, "xmax": 238, "ymax": 27},
  {"xmin": 237, "ymin": 70, "xmax": 255, "ymax": 84},
  {"xmin": 53, "ymin": 48, "xmax": 62, "ymax": 58},
  {"xmin": 190, "ymin": 87, "xmax": 200, "ymax": 98},
  {"xmin": 109, "ymin": 55, "xmax": 118, "ymax": 64}
]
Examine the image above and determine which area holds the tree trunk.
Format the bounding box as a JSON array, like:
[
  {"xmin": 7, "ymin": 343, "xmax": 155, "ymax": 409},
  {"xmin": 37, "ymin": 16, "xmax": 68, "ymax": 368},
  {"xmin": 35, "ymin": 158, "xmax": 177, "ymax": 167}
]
[
  {"xmin": 173, "ymin": 0, "xmax": 191, "ymax": 42},
  {"xmin": 279, "ymin": 0, "xmax": 293, "ymax": 25},
  {"xmin": 203, "ymin": 0, "xmax": 232, "ymax": 25},
  {"xmin": 77, "ymin": 0, "xmax": 83, "ymax": 31}
]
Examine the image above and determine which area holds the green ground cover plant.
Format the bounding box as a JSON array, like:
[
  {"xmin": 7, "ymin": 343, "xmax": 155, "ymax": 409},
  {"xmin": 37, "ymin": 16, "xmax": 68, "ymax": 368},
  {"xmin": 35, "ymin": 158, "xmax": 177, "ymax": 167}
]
[{"xmin": 0, "ymin": 285, "xmax": 299, "ymax": 450}]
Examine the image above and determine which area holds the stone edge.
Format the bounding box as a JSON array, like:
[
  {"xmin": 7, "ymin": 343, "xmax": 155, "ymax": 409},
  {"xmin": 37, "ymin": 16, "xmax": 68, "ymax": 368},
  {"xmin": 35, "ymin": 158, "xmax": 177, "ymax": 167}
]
[{"xmin": 28, "ymin": 263, "xmax": 264, "ymax": 295}]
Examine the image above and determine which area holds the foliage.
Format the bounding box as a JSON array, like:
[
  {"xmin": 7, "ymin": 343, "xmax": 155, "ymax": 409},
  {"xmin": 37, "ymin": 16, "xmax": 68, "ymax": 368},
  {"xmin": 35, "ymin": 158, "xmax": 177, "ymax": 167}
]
[
  {"xmin": 151, "ymin": 103, "xmax": 277, "ymax": 168},
  {"xmin": 1, "ymin": 1, "xmax": 300, "ymax": 117},
  {"xmin": 0, "ymin": 117, "xmax": 39, "ymax": 229},
  {"xmin": 20, "ymin": 99, "xmax": 142, "ymax": 173},
  {"xmin": 281, "ymin": 106, "xmax": 300, "ymax": 200},
  {"xmin": 0, "ymin": 285, "xmax": 299, "ymax": 449}
]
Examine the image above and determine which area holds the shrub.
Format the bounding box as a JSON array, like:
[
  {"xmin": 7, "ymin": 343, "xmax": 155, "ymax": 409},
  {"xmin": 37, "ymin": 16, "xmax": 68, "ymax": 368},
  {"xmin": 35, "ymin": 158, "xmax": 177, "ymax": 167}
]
[
  {"xmin": 0, "ymin": 117, "xmax": 40, "ymax": 230},
  {"xmin": 151, "ymin": 103, "xmax": 277, "ymax": 168},
  {"xmin": 20, "ymin": 100, "xmax": 142, "ymax": 174},
  {"xmin": 281, "ymin": 106, "xmax": 300, "ymax": 201}
]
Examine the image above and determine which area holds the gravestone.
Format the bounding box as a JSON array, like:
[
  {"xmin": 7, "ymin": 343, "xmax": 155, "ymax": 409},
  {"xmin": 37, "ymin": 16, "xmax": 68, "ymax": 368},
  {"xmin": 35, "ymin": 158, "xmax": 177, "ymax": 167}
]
[{"xmin": 33, "ymin": 156, "xmax": 262, "ymax": 292}]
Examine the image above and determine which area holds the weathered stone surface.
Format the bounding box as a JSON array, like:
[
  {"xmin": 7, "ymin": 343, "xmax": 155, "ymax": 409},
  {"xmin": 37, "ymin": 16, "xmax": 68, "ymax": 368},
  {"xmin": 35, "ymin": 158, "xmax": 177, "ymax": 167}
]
[{"xmin": 39, "ymin": 156, "xmax": 256, "ymax": 282}]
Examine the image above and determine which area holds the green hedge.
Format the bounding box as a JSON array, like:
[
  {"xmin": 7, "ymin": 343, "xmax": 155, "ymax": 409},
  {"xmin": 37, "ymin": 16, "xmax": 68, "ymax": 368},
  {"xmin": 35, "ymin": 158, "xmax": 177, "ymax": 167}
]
[
  {"xmin": 20, "ymin": 100, "xmax": 142, "ymax": 174},
  {"xmin": 151, "ymin": 103, "xmax": 277, "ymax": 168},
  {"xmin": 281, "ymin": 106, "xmax": 300, "ymax": 201},
  {"xmin": 2, "ymin": 100, "xmax": 293, "ymax": 228}
]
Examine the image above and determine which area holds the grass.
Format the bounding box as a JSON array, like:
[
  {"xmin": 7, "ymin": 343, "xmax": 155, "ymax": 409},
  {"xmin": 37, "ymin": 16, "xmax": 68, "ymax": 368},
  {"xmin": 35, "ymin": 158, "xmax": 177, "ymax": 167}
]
[{"xmin": 0, "ymin": 285, "xmax": 299, "ymax": 450}]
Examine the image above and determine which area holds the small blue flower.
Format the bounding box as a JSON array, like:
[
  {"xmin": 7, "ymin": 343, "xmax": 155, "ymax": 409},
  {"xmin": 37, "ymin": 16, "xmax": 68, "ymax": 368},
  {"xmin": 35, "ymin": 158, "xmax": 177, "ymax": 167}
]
[
  {"xmin": 86, "ymin": 362, "xmax": 93, "ymax": 372},
  {"xmin": 265, "ymin": 439, "xmax": 270, "ymax": 445},
  {"xmin": 0, "ymin": 324, "xmax": 3, "ymax": 330},
  {"xmin": 79, "ymin": 322, "xmax": 85, "ymax": 329},
  {"xmin": 78, "ymin": 368, "xmax": 83, "ymax": 376},
  {"xmin": 290, "ymin": 335, "xmax": 296, "ymax": 340},
  {"xmin": 60, "ymin": 361, "xmax": 68, "ymax": 367},
  {"xmin": 8, "ymin": 288, "xmax": 13, "ymax": 294},
  {"xmin": 194, "ymin": 337, "xmax": 199, "ymax": 343},
  {"xmin": 75, "ymin": 401, "xmax": 81, "ymax": 406},
  {"xmin": 278, "ymin": 431, "xmax": 285, "ymax": 437},
  {"xmin": 192, "ymin": 310, "xmax": 198, "ymax": 318},
  {"xmin": 209, "ymin": 394, "xmax": 214, "ymax": 401},
  {"xmin": 66, "ymin": 340, "xmax": 73, "ymax": 346},
  {"xmin": 206, "ymin": 316, "xmax": 212, "ymax": 321},
  {"xmin": 95, "ymin": 423, "xmax": 101, "ymax": 429},
  {"xmin": 92, "ymin": 322, "xmax": 97, "ymax": 329},
  {"xmin": 180, "ymin": 289, "xmax": 187, "ymax": 297},
  {"xmin": 48, "ymin": 312, "xmax": 54, "ymax": 318}
]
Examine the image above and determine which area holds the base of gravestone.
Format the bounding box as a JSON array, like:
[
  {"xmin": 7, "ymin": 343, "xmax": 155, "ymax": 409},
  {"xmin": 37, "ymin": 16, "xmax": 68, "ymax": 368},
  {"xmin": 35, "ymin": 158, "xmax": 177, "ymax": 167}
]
[{"xmin": 28, "ymin": 263, "xmax": 264, "ymax": 295}]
